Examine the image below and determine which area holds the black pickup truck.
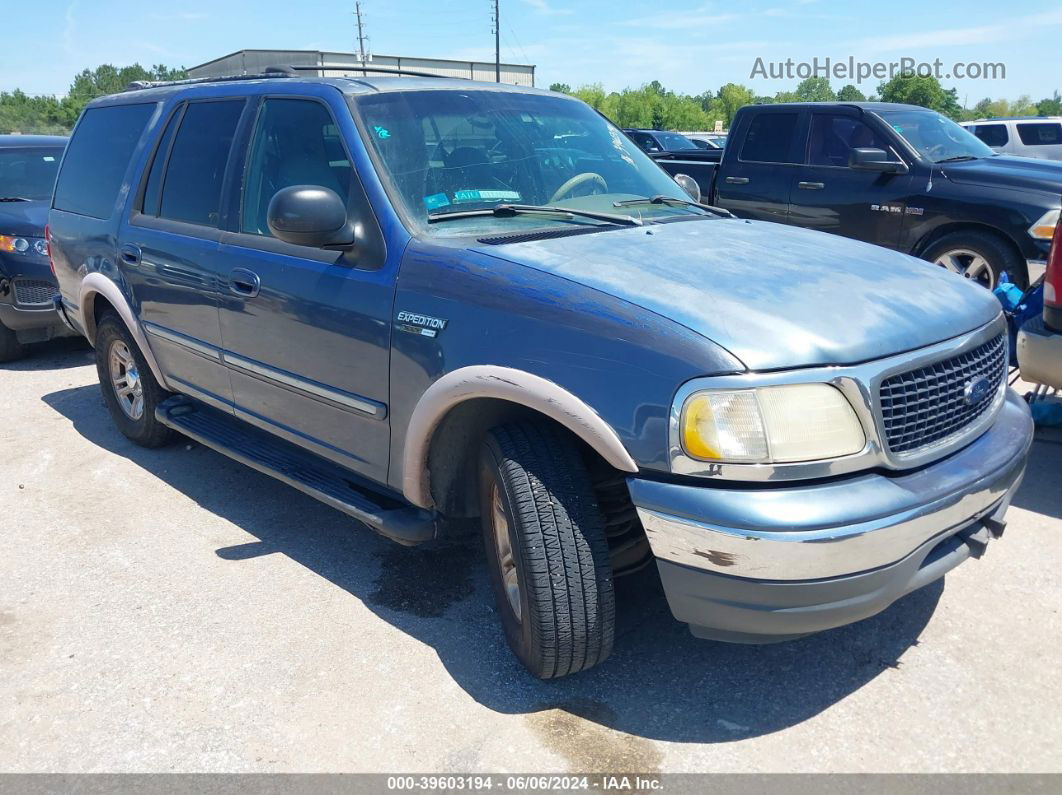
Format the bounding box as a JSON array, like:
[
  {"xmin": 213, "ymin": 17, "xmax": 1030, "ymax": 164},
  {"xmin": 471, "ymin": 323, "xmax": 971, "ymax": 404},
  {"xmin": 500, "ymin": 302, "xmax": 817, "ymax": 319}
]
[{"xmin": 653, "ymin": 102, "xmax": 1062, "ymax": 288}]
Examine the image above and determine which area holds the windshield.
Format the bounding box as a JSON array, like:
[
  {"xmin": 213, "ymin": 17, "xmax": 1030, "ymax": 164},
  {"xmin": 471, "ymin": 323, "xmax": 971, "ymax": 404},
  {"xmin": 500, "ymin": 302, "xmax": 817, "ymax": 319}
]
[
  {"xmin": 0, "ymin": 146, "xmax": 64, "ymax": 200},
  {"xmin": 878, "ymin": 110, "xmax": 995, "ymax": 163},
  {"xmin": 354, "ymin": 90, "xmax": 699, "ymax": 235},
  {"xmin": 655, "ymin": 132, "xmax": 699, "ymax": 151}
]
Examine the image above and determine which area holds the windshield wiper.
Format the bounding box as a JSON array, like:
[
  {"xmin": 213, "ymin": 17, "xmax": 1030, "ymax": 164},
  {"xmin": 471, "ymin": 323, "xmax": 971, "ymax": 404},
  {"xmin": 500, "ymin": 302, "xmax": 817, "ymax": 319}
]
[
  {"xmin": 427, "ymin": 203, "xmax": 643, "ymax": 227},
  {"xmin": 935, "ymin": 155, "xmax": 979, "ymax": 164},
  {"xmin": 613, "ymin": 194, "xmax": 732, "ymax": 218},
  {"xmin": 0, "ymin": 196, "xmax": 31, "ymax": 202}
]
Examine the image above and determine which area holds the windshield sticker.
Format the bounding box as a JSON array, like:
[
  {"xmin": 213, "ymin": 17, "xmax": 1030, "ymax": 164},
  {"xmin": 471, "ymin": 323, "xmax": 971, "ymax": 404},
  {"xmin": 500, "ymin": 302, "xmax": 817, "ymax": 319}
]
[
  {"xmin": 423, "ymin": 193, "xmax": 451, "ymax": 211},
  {"xmin": 892, "ymin": 125, "xmax": 904, "ymax": 133},
  {"xmin": 453, "ymin": 190, "xmax": 521, "ymax": 203},
  {"xmin": 374, "ymin": 125, "xmax": 391, "ymax": 140}
]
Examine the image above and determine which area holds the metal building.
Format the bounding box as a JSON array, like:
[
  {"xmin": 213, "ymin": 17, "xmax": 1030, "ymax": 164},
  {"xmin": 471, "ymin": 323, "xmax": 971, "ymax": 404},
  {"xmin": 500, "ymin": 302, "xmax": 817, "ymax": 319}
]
[{"xmin": 187, "ymin": 50, "xmax": 535, "ymax": 86}]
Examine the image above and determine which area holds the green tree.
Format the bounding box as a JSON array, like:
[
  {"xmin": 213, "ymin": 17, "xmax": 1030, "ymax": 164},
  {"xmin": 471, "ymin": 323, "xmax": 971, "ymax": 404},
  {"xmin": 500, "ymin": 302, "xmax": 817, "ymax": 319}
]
[
  {"xmin": 712, "ymin": 83, "xmax": 754, "ymax": 126},
  {"xmin": 795, "ymin": 77, "xmax": 835, "ymax": 102},
  {"xmin": 837, "ymin": 84, "xmax": 866, "ymax": 102},
  {"xmin": 877, "ymin": 74, "xmax": 962, "ymax": 119},
  {"xmin": 1038, "ymin": 91, "xmax": 1062, "ymax": 116},
  {"xmin": 548, "ymin": 82, "xmax": 571, "ymax": 94},
  {"xmin": 570, "ymin": 83, "xmax": 607, "ymax": 111}
]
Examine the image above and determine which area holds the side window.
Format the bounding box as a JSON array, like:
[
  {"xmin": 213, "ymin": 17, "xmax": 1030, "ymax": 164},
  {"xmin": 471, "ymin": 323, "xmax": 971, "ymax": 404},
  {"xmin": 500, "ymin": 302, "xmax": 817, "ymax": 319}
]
[
  {"xmin": 630, "ymin": 132, "xmax": 659, "ymax": 153},
  {"xmin": 807, "ymin": 114, "xmax": 893, "ymax": 167},
  {"xmin": 740, "ymin": 113, "xmax": 799, "ymax": 164},
  {"xmin": 971, "ymin": 124, "xmax": 1009, "ymax": 147},
  {"xmin": 241, "ymin": 99, "xmax": 354, "ymax": 237},
  {"xmin": 1017, "ymin": 123, "xmax": 1062, "ymax": 146},
  {"xmin": 156, "ymin": 100, "xmax": 244, "ymax": 227},
  {"xmin": 141, "ymin": 107, "xmax": 183, "ymax": 217},
  {"xmin": 53, "ymin": 103, "xmax": 155, "ymax": 219}
]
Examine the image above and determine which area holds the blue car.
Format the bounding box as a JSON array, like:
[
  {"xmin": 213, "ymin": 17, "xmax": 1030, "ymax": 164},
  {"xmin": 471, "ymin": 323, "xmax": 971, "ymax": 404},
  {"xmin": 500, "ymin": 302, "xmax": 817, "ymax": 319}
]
[
  {"xmin": 49, "ymin": 71, "xmax": 1033, "ymax": 678},
  {"xmin": 0, "ymin": 135, "xmax": 71, "ymax": 361}
]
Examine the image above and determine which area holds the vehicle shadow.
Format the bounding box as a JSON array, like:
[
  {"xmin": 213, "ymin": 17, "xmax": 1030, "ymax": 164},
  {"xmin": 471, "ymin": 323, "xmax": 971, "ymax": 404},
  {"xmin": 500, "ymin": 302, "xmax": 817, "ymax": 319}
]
[
  {"xmin": 1010, "ymin": 431, "xmax": 1062, "ymax": 520},
  {"xmin": 1, "ymin": 336, "xmax": 92, "ymax": 371},
  {"xmin": 44, "ymin": 383, "xmax": 951, "ymax": 745}
]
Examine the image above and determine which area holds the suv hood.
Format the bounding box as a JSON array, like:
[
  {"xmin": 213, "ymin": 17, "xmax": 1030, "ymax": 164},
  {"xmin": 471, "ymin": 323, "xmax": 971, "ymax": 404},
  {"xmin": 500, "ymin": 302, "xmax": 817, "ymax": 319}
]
[
  {"xmin": 0, "ymin": 199, "xmax": 49, "ymax": 237},
  {"xmin": 941, "ymin": 155, "xmax": 1062, "ymax": 198},
  {"xmin": 474, "ymin": 218, "xmax": 1002, "ymax": 370}
]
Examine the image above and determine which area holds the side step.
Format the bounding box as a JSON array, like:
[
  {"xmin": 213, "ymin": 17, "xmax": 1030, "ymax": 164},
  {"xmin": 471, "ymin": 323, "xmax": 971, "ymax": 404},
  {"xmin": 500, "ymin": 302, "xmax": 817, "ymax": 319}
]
[{"xmin": 155, "ymin": 397, "xmax": 436, "ymax": 546}]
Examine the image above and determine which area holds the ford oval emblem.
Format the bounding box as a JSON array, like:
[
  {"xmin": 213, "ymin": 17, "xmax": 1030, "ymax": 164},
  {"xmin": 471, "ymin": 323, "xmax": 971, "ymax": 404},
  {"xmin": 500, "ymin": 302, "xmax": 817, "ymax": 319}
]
[{"xmin": 963, "ymin": 376, "xmax": 993, "ymax": 406}]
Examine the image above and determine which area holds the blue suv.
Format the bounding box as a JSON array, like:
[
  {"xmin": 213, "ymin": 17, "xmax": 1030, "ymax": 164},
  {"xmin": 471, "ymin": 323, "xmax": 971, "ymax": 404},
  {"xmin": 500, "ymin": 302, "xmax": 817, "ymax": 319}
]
[{"xmin": 49, "ymin": 72, "xmax": 1033, "ymax": 678}]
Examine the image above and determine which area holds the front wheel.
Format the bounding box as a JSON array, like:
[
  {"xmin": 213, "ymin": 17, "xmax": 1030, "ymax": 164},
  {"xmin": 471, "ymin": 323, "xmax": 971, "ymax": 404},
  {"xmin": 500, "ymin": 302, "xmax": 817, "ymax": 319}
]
[
  {"xmin": 923, "ymin": 231, "xmax": 1026, "ymax": 290},
  {"xmin": 479, "ymin": 421, "xmax": 615, "ymax": 679},
  {"xmin": 95, "ymin": 314, "xmax": 175, "ymax": 448}
]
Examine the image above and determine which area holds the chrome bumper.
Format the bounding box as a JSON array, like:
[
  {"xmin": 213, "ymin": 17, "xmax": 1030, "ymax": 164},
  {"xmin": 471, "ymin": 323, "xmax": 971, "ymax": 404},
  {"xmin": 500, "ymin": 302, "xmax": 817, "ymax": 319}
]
[{"xmin": 630, "ymin": 389, "xmax": 1033, "ymax": 582}]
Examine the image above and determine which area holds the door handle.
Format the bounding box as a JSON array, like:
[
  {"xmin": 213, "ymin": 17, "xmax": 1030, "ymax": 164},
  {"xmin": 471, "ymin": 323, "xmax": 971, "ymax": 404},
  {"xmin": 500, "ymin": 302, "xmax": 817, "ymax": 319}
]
[
  {"xmin": 119, "ymin": 244, "xmax": 142, "ymax": 267},
  {"xmin": 229, "ymin": 268, "xmax": 261, "ymax": 298},
  {"xmin": 725, "ymin": 176, "xmax": 750, "ymax": 185},
  {"xmin": 798, "ymin": 181, "xmax": 826, "ymax": 190}
]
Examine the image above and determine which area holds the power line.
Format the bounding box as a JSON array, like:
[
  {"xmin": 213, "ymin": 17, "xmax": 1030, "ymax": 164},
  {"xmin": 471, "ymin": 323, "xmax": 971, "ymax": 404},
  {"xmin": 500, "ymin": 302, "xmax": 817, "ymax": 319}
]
[{"xmin": 491, "ymin": 0, "xmax": 500, "ymax": 82}]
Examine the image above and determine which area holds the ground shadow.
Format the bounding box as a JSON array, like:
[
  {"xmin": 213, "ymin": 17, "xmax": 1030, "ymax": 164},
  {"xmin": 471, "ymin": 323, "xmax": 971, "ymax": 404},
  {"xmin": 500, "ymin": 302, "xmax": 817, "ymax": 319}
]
[
  {"xmin": 1010, "ymin": 431, "xmax": 1062, "ymax": 520},
  {"xmin": 42, "ymin": 382, "xmax": 965, "ymax": 746},
  {"xmin": 2, "ymin": 336, "xmax": 92, "ymax": 372}
]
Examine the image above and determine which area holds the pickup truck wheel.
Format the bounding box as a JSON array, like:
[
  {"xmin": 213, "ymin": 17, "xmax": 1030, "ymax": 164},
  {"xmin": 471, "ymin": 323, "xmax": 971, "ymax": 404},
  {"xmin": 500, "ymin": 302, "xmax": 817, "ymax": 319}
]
[
  {"xmin": 923, "ymin": 231, "xmax": 1027, "ymax": 290},
  {"xmin": 479, "ymin": 422, "xmax": 615, "ymax": 679},
  {"xmin": 95, "ymin": 314, "xmax": 175, "ymax": 448},
  {"xmin": 0, "ymin": 321, "xmax": 25, "ymax": 363}
]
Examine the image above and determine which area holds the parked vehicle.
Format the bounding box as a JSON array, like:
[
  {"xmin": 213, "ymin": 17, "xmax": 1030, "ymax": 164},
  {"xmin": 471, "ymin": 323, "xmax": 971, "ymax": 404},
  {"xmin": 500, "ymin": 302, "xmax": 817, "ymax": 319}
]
[
  {"xmin": 0, "ymin": 134, "xmax": 72, "ymax": 361},
  {"xmin": 687, "ymin": 133, "xmax": 727, "ymax": 150},
  {"xmin": 962, "ymin": 117, "xmax": 1062, "ymax": 162},
  {"xmin": 50, "ymin": 74, "xmax": 1032, "ymax": 679},
  {"xmin": 1018, "ymin": 216, "xmax": 1062, "ymax": 389},
  {"xmin": 653, "ymin": 102, "xmax": 1062, "ymax": 289},
  {"xmin": 623, "ymin": 128, "xmax": 702, "ymax": 153}
]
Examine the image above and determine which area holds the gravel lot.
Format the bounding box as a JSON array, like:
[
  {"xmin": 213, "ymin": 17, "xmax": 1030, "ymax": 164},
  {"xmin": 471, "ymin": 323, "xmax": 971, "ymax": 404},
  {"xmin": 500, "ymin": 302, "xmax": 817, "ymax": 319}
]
[{"xmin": 2, "ymin": 339, "xmax": 1061, "ymax": 773}]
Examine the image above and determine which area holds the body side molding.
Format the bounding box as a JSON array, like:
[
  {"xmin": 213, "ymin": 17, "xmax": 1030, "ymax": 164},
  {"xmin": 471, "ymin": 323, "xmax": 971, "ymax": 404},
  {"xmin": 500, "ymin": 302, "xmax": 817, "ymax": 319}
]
[
  {"xmin": 78, "ymin": 272, "xmax": 171, "ymax": 391},
  {"xmin": 401, "ymin": 365, "xmax": 639, "ymax": 509}
]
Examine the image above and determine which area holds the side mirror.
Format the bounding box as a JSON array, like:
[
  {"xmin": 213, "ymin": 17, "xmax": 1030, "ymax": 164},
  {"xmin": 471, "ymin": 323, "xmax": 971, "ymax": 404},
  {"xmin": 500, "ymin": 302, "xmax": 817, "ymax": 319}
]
[
  {"xmin": 849, "ymin": 148, "xmax": 908, "ymax": 174},
  {"xmin": 267, "ymin": 185, "xmax": 354, "ymax": 248},
  {"xmin": 674, "ymin": 173, "xmax": 702, "ymax": 203}
]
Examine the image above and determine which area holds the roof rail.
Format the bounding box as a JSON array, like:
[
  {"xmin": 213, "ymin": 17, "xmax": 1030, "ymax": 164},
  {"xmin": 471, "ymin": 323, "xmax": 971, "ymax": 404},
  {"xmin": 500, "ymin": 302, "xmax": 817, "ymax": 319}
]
[
  {"xmin": 124, "ymin": 72, "xmax": 294, "ymax": 91},
  {"xmin": 276, "ymin": 63, "xmax": 459, "ymax": 79}
]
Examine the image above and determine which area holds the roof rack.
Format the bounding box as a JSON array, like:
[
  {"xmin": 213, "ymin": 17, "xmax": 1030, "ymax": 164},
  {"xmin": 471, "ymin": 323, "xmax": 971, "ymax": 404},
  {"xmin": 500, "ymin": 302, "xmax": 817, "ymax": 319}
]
[
  {"xmin": 122, "ymin": 63, "xmax": 461, "ymax": 92},
  {"xmin": 271, "ymin": 63, "xmax": 458, "ymax": 79}
]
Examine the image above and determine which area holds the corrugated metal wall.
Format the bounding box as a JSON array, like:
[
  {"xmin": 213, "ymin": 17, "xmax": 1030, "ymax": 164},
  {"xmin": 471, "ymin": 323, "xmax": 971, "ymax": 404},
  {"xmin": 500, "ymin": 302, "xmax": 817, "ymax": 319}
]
[{"xmin": 188, "ymin": 50, "xmax": 534, "ymax": 86}]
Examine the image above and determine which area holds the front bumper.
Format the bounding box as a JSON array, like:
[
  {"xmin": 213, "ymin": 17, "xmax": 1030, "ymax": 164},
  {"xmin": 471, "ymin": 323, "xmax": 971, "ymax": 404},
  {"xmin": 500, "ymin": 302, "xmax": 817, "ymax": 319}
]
[
  {"xmin": 628, "ymin": 390, "xmax": 1034, "ymax": 642},
  {"xmin": 1018, "ymin": 315, "xmax": 1062, "ymax": 390}
]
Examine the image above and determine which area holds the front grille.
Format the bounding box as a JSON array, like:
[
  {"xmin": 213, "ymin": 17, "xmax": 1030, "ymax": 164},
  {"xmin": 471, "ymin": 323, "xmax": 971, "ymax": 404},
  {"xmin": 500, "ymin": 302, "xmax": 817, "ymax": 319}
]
[
  {"xmin": 879, "ymin": 333, "xmax": 1006, "ymax": 454},
  {"xmin": 12, "ymin": 279, "xmax": 59, "ymax": 307}
]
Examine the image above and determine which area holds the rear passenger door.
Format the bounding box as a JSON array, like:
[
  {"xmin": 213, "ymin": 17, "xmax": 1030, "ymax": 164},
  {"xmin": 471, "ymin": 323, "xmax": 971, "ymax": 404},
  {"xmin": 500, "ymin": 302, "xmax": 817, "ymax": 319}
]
[
  {"xmin": 215, "ymin": 95, "xmax": 393, "ymax": 484},
  {"xmin": 121, "ymin": 98, "xmax": 248, "ymax": 410},
  {"xmin": 714, "ymin": 110, "xmax": 803, "ymax": 223}
]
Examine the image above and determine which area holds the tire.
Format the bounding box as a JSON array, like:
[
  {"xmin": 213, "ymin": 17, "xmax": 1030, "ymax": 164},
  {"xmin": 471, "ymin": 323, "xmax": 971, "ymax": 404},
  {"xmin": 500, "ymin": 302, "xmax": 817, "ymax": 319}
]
[
  {"xmin": 94, "ymin": 313, "xmax": 175, "ymax": 448},
  {"xmin": 479, "ymin": 421, "xmax": 615, "ymax": 679},
  {"xmin": 922, "ymin": 230, "xmax": 1027, "ymax": 290},
  {"xmin": 0, "ymin": 321, "xmax": 25, "ymax": 363}
]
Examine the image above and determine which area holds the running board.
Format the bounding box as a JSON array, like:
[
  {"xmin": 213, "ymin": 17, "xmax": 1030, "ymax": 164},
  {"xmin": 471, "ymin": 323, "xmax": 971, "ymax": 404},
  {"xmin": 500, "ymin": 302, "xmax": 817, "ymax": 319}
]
[{"xmin": 155, "ymin": 397, "xmax": 436, "ymax": 546}]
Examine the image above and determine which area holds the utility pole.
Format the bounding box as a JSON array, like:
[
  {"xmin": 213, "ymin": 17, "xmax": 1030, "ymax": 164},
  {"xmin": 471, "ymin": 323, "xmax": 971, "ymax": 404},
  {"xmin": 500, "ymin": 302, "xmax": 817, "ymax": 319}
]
[
  {"xmin": 354, "ymin": 2, "xmax": 368, "ymax": 76},
  {"xmin": 493, "ymin": 0, "xmax": 500, "ymax": 82}
]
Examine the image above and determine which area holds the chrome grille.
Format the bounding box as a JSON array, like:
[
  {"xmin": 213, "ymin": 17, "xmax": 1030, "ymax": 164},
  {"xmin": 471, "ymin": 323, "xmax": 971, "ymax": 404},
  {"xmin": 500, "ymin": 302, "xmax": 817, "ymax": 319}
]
[
  {"xmin": 879, "ymin": 333, "xmax": 1006, "ymax": 454},
  {"xmin": 12, "ymin": 279, "xmax": 59, "ymax": 307}
]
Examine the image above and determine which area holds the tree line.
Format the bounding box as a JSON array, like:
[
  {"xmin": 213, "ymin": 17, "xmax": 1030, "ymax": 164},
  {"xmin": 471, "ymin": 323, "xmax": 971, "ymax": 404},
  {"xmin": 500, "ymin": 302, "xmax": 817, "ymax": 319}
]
[
  {"xmin": 0, "ymin": 64, "xmax": 187, "ymax": 135},
  {"xmin": 549, "ymin": 75, "xmax": 1062, "ymax": 131}
]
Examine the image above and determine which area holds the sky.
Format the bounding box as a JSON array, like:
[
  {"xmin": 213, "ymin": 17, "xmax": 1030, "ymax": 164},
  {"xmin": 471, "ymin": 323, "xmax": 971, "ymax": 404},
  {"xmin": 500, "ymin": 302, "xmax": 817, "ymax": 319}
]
[{"xmin": 3, "ymin": 0, "xmax": 1061, "ymax": 104}]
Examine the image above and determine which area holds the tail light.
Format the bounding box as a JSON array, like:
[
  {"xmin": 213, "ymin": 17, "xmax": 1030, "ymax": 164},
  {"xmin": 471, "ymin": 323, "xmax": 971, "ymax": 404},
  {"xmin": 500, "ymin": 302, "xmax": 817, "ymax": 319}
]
[
  {"xmin": 1046, "ymin": 217, "xmax": 1062, "ymax": 330},
  {"xmin": 45, "ymin": 224, "xmax": 56, "ymax": 278}
]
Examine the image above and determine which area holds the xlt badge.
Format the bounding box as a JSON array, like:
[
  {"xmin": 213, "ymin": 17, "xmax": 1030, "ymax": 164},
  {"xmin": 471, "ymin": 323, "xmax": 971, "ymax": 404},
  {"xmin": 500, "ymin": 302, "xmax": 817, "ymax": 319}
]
[{"xmin": 396, "ymin": 311, "xmax": 448, "ymax": 338}]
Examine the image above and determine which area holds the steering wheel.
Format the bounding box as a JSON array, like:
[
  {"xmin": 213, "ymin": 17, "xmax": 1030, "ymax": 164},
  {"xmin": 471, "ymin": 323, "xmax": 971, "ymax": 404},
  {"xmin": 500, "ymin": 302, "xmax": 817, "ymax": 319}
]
[{"xmin": 549, "ymin": 172, "xmax": 608, "ymax": 203}]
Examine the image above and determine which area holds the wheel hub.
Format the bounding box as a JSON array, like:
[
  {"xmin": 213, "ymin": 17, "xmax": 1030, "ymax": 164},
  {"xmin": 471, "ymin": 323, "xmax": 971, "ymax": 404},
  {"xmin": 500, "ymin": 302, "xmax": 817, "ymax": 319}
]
[{"xmin": 108, "ymin": 341, "xmax": 145, "ymax": 421}]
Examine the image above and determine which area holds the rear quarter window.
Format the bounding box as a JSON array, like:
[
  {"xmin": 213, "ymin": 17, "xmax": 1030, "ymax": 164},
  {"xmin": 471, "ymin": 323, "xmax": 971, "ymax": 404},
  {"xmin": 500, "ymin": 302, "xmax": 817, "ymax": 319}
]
[
  {"xmin": 1017, "ymin": 123, "xmax": 1062, "ymax": 146},
  {"xmin": 53, "ymin": 103, "xmax": 155, "ymax": 219},
  {"xmin": 970, "ymin": 124, "xmax": 1009, "ymax": 147}
]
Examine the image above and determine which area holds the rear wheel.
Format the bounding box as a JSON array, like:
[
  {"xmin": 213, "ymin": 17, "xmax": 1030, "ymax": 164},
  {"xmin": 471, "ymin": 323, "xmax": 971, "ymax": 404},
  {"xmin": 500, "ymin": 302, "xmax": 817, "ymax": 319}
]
[
  {"xmin": 479, "ymin": 421, "xmax": 615, "ymax": 679},
  {"xmin": 0, "ymin": 321, "xmax": 25, "ymax": 363},
  {"xmin": 923, "ymin": 231, "xmax": 1027, "ymax": 290},
  {"xmin": 95, "ymin": 314, "xmax": 175, "ymax": 448}
]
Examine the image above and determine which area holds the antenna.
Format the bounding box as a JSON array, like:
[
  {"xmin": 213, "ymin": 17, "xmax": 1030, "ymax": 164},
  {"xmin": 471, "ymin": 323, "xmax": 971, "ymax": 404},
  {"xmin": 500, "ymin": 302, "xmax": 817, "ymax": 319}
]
[{"xmin": 492, "ymin": 0, "xmax": 500, "ymax": 82}]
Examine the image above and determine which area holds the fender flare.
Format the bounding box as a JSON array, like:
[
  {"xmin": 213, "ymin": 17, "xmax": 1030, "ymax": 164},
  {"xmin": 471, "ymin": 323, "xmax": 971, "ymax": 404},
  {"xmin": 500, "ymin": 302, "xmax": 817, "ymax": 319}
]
[
  {"xmin": 401, "ymin": 366, "xmax": 639, "ymax": 509},
  {"xmin": 78, "ymin": 273, "xmax": 171, "ymax": 391}
]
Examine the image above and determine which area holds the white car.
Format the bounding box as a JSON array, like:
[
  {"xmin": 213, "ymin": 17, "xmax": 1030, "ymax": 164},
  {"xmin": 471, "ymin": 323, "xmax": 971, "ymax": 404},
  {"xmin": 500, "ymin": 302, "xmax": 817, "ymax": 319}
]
[{"xmin": 962, "ymin": 117, "xmax": 1062, "ymax": 161}]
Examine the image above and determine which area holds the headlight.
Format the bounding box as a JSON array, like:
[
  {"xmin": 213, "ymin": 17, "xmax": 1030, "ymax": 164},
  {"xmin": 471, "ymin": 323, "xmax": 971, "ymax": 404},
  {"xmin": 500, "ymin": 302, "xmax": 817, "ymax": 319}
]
[
  {"xmin": 1030, "ymin": 209, "xmax": 1061, "ymax": 241},
  {"xmin": 681, "ymin": 384, "xmax": 866, "ymax": 464},
  {"xmin": 0, "ymin": 234, "xmax": 46, "ymax": 256}
]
